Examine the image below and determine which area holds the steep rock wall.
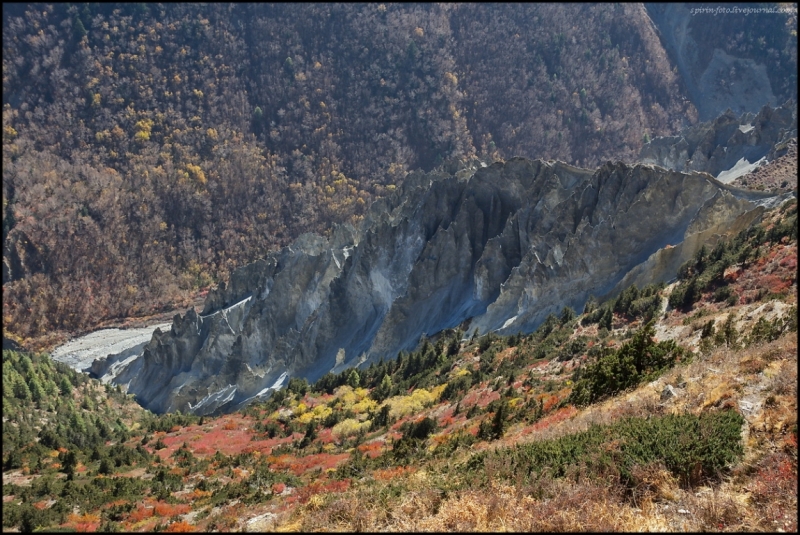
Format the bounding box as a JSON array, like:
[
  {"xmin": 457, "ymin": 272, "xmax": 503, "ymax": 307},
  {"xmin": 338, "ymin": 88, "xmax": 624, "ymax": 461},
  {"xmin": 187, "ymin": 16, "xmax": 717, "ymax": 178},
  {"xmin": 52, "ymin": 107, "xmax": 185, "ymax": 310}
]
[{"xmin": 97, "ymin": 158, "xmax": 779, "ymax": 414}]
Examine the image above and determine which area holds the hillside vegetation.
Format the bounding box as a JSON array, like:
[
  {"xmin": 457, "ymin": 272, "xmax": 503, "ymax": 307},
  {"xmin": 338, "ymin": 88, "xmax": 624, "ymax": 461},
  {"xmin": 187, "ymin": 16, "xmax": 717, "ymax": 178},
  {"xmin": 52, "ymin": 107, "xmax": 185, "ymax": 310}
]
[
  {"xmin": 3, "ymin": 198, "xmax": 796, "ymax": 532},
  {"xmin": 0, "ymin": 2, "xmax": 717, "ymax": 344}
]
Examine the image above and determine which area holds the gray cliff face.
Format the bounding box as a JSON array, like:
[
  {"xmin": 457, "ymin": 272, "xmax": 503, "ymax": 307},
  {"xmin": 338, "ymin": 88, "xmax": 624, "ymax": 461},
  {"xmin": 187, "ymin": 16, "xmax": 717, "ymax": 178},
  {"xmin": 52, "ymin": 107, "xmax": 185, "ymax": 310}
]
[
  {"xmin": 99, "ymin": 158, "xmax": 779, "ymax": 415},
  {"xmin": 639, "ymin": 102, "xmax": 797, "ymax": 178}
]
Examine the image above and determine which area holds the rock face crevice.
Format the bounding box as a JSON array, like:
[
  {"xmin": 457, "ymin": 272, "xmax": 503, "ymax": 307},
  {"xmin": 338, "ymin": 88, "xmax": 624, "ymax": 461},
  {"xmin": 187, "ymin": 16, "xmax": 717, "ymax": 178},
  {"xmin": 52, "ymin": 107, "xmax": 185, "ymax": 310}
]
[{"xmin": 96, "ymin": 157, "xmax": 781, "ymax": 415}]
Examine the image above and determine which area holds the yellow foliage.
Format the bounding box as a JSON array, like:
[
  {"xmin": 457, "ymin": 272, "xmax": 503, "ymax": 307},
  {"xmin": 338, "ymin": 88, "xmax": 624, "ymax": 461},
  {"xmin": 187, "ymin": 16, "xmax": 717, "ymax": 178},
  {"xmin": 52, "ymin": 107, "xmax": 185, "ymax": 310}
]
[
  {"xmin": 332, "ymin": 418, "xmax": 371, "ymax": 438},
  {"xmin": 296, "ymin": 402, "xmax": 308, "ymax": 415},
  {"xmin": 91, "ymin": 93, "xmax": 101, "ymax": 107},
  {"xmin": 297, "ymin": 402, "xmax": 333, "ymax": 425},
  {"xmin": 353, "ymin": 396, "xmax": 377, "ymax": 414},
  {"xmin": 134, "ymin": 130, "xmax": 151, "ymax": 142},
  {"xmin": 384, "ymin": 386, "xmax": 444, "ymax": 419},
  {"xmin": 185, "ymin": 163, "xmax": 207, "ymax": 185},
  {"xmin": 4, "ymin": 125, "xmax": 18, "ymax": 139},
  {"xmin": 508, "ymin": 397, "xmax": 524, "ymax": 409},
  {"xmin": 296, "ymin": 412, "xmax": 313, "ymax": 424},
  {"xmin": 455, "ymin": 368, "xmax": 471, "ymax": 377},
  {"xmin": 335, "ymin": 385, "xmax": 371, "ymax": 411},
  {"xmin": 135, "ymin": 119, "xmax": 153, "ymax": 133},
  {"xmin": 414, "ymin": 27, "xmax": 424, "ymax": 38},
  {"xmin": 206, "ymin": 128, "xmax": 218, "ymax": 140}
]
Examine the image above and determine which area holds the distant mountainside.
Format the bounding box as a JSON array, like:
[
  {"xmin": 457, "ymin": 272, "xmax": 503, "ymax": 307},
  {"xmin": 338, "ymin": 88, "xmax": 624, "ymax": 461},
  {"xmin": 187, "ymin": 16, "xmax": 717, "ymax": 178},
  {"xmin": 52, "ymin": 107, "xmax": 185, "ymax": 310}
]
[
  {"xmin": 87, "ymin": 157, "xmax": 786, "ymax": 415},
  {"xmin": 4, "ymin": 3, "xmax": 795, "ymax": 345},
  {"xmin": 646, "ymin": 3, "xmax": 797, "ymax": 121}
]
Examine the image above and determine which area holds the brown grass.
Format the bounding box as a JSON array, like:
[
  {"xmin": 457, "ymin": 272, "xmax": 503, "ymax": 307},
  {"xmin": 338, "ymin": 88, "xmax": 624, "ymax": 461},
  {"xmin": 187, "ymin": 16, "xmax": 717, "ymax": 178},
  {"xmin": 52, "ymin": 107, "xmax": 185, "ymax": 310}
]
[{"xmin": 277, "ymin": 329, "xmax": 797, "ymax": 532}]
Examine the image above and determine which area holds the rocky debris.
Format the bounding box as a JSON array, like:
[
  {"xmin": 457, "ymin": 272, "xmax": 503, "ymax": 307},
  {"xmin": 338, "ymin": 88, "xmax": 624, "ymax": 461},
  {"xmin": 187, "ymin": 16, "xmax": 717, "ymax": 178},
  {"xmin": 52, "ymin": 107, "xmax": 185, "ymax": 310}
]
[
  {"xmin": 51, "ymin": 324, "xmax": 171, "ymax": 373},
  {"xmin": 661, "ymin": 384, "xmax": 678, "ymax": 401},
  {"xmin": 639, "ymin": 102, "xmax": 797, "ymax": 179},
  {"xmin": 97, "ymin": 157, "xmax": 783, "ymax": 415},
  {"xmin": 731, "ymin": 138, "xmax": 798, "ymax": 193}
]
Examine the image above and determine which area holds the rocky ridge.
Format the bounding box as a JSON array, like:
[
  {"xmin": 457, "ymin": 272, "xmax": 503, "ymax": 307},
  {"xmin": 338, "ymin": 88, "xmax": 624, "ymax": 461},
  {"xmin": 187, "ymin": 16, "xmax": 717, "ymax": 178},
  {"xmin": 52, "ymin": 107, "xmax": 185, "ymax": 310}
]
[
  {"xmin": 638, "ymin": 101, "xmax": 797, "ymax": 179},
  {"xmin": 90, "ymin": 158, "xmax": 785, "ymax": 415}
]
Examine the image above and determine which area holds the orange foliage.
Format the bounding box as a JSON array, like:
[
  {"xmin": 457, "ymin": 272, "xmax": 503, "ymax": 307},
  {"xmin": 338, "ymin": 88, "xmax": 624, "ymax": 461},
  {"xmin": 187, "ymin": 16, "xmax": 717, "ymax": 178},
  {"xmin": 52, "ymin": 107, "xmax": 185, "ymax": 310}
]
[
  {"xmin": 154, "ymin": 502, "xmax": 191, "ymax": 517},
  {"xmin": 222, "ymin": 421, "xmax": 238, "ymax": 430},
  {"xmin": 190, "ymin": 489, "xmax": 212, "ymax": 500},
  {"xmin": 164, "ymin": 520, "xmax": 197, "ymax": 532},
  {"xmin": 68, "ymin": 513, "xmax": 101, "ymax": 532},
  {"xmin": 373, "ymin": 466, "xmax": 415, "ymax": 481},
  {"xmin": 542, "ymin": 394, "xmax": 560, "ymax": 413},
  {"xmin": 127, "ymin": 505, "xmax": 154, "ymax": 523},
  {"xmin": 357, "ymin": 441, "xmax": 383, "ymax": 455}
]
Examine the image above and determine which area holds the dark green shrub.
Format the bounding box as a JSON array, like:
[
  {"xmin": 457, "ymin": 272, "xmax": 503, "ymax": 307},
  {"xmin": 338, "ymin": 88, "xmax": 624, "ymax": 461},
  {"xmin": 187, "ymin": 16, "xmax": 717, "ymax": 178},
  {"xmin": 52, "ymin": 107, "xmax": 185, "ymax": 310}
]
[
  {"xmin": 474, "ymin": 410, "xmax": 743, "ymax": 488},
  {"xmin": 569, "ymin": 320, "xmax": 683, "ymax": 406}
]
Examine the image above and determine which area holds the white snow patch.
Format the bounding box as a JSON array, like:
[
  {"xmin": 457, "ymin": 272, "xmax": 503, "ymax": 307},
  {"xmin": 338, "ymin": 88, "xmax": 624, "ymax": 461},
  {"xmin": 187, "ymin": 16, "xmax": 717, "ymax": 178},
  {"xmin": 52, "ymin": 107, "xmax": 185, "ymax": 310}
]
[
  {"xmin": 738, "ymin": 124, "xmax": 754, "ymax": 134},
  {"xmin": 239, "ymin": 372, "xmax": 288, "ymax": 405},
  {"xmin": 716, "ymin": 156, "xmax": 766, "ymax": 184},
  {"xmin": 200, "ymin": 296, "xmax": 252, "ymax": 319},
  {"xmin": 188, "ymin": 384, "xmax": 237, "ymax": 412},
  {"xmin": 270, "ymin": 371, "xmax": 288, "ymax": 391},
  {"xmin": 501, "ymin": 315, "xmax": 518, "ymax": 330}
]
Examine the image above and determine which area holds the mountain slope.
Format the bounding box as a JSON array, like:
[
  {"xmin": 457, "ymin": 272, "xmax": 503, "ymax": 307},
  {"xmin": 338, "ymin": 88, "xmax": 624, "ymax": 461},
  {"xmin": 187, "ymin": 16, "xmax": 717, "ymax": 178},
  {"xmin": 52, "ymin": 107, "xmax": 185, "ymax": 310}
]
[
  {"xmin": 7, "ymin": 2, "xmax": 794, "ymax": 345},
  {"xmin": 90, "ymin": 158, "xmax": 785, "ymax": 415},
  {"xmin": 3, "ymin": 198, "xmax": 795, "ymax": 532}
]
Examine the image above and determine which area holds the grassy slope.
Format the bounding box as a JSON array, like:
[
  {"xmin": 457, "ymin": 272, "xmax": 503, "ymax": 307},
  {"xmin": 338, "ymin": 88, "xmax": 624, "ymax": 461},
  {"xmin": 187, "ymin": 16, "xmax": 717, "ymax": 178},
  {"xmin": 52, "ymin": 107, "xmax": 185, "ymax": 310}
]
[{"xmin": 2, "ymin": 201, "xmax": 797, "ymax": 533}]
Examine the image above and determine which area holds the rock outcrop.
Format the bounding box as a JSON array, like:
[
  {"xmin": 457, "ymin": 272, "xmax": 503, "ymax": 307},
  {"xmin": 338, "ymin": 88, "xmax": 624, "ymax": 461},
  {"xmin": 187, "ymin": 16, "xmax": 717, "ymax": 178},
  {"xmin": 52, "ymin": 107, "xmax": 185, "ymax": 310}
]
[
  {"xmin": 639, "ymin": 102, "xmax": 797, "ymax": 179},
  {"xmin": 95, "ymin": 158, "xmax": 782, "ymax": 415}
]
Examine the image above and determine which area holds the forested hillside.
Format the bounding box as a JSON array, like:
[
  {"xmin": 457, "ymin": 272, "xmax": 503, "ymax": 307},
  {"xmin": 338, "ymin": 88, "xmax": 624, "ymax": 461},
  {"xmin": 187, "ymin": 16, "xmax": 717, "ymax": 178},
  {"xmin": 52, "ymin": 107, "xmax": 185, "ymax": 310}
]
[{"xmin": 0, "ymin": 3, "xmax": 711, "ymax": 345}]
